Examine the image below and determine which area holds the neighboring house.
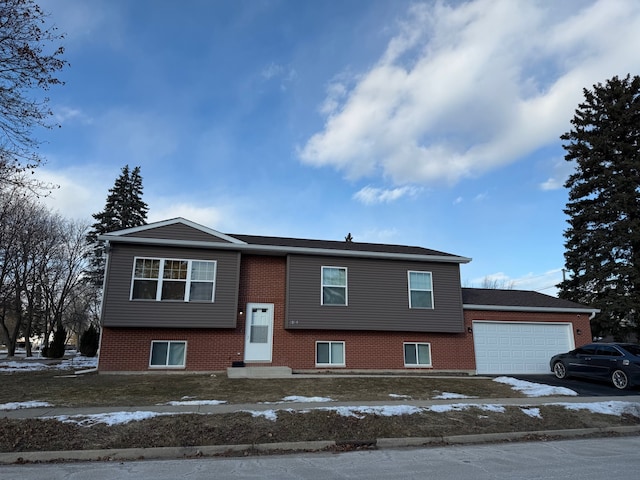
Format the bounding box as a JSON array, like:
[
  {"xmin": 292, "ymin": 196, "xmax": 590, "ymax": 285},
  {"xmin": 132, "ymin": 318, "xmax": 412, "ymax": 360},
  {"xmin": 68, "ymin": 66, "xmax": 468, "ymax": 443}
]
[{"xmin": 97, "ymin": 218, "xmax": 597, "ymax": 375}]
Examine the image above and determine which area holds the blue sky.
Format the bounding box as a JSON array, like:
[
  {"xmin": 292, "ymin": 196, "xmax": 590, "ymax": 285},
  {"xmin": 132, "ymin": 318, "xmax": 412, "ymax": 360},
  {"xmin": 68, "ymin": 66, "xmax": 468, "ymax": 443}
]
[{"xmin": 36, "ymin": 0, "xmax": 640, "ymax": 295}]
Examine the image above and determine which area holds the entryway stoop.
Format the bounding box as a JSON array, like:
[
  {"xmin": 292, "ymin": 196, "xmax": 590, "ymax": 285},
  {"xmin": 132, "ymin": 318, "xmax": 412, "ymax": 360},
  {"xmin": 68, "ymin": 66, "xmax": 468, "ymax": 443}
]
[{"xmin": 226, "ymin": 366, "xmax": 293, "ymax": 379}]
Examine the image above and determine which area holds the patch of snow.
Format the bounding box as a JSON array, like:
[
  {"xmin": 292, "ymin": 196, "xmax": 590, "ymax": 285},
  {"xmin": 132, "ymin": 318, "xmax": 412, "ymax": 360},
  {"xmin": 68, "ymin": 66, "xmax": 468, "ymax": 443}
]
[
  {"xmin": 0, "ymin": 361, "xmax": 50, "ymax": 372},
  {"xmin": 389, "ymin": 393, "xmax": 412, "ymax": 399},
  {"xmin": 57, "ymin": 356, "xmax": 99, "ymax": 370},
  {"xmin": 52, "ymin": 411, "xmax": 173, "ymax": 426},
  {"xmin": 493, "ymin": 376, "xmax": 578, "ymax": 397},
  {"xmin": 558, "ymin": 401, "xmax": 640, "ymax": 417},
  {"xmin": 0, "ymin": 400, "xmax": 53, "ymax": 411},
  {"xmin": 429, "ymin": 403, "xmax": 506, "ymax": 414},
  {"xmin": 162, "ymin": 400, "xmax": 227, "ymax": 406},
  {"xmin": 281, "ymin": 395, "xmax": 333, "ymax": 403},
  {"xmin": 521, "ymin": 407, "xmax": 542, "ymax": 418},
  {"xmin": 321, "ymin": 405, "xmax": 424, "ymax": 419},
  {"xmin": 244, "ymin": 409, "xmax": 278, "ymax": 421},
  {"xmin": 433, "ymin": 392, "xmax": 476, "ymax": 400},
  {"xmin": 0, "ymin": 355, "xmax": 98, "ymax": 373},
  {"xmin": 260, "ymin": 395, "xmax": 334, "ymax": 404}
]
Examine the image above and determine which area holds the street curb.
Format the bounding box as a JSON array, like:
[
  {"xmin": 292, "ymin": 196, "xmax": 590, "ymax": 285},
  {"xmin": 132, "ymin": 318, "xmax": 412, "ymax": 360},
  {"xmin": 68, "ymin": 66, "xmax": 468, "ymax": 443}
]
[{"xmin": 1, "ymin": 426, "xmax": 639, "ymax": 465}]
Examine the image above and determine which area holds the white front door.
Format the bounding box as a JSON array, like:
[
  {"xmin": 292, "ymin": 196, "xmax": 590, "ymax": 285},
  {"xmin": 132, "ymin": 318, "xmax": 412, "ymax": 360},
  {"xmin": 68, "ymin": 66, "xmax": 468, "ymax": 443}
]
[{"xmin": 244, "ymin": 303, "xmax": 274, "ymax": 362}]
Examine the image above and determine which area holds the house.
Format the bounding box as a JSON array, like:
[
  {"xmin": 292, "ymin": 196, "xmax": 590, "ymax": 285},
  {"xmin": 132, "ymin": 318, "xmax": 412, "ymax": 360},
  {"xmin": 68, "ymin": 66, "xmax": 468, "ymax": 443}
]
[{"xmin": 97, "ymin": 218, "xmax": 597, "ymax": 375}]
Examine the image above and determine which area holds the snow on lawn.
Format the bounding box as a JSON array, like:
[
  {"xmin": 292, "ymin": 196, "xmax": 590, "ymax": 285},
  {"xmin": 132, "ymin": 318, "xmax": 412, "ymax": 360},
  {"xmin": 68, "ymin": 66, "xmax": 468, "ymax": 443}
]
[
  {"xmin": 558, "ymin": 401, "xmax": 640, "ymax": 417},
  {"xmin": 428, "ymin": 403, "xmax": 506, "ymax": 414},
  {"xmin": 0, "ymin": 355, "xmax": 98, "ymax": 373},
  {"xmin": 0, "ymin": 400, "xmax": 53, "ymax": 411},
  {"xmin": 245, "ymin": 409, "xmax": 279, "ymax": 421},
  {"xmin": 520, "ymin": 407, "xmax": 542, "ymax": 418},
  {"xmin": 323, "ymin": 405, "xmax": 425, "ymax": 418},
  {"xmin": 161, "ymin": 400, "xmax": 227, "ymax": 406},
  {"xmin": 493, "ymin": 376, "xmax": 578, "ymax": 397},
  {"xmin": 281, "ymin": 395, "xmax": 333, "ymax": 403},
  {"xmin": 51, "ymin": 411, "xmax": 178, "ymax": 427},
  {"xmin": 260, "ymin": 396, "xmax": 334, "ymax": 404},
  {"xmin": 43, "ymin": 400, "xmax": 640, "ymax": 425},
  {"xmin": 389, "ymin": 393, "xmax": 412, "ymax": 399},
  {"xmin": 433, "ymin": 392, "xmax": 477, "ymax": 400}
]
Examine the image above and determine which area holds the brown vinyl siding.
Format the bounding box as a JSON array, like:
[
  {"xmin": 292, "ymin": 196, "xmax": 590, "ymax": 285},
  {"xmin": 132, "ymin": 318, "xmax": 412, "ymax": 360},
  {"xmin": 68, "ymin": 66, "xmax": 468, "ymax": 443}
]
[
  {"xmin": 101, "ymin": 243, "xmax": 240, "ymax": 328},
  {"xmin": 123, "ymin": 223, "xmax": 235, "ymax": 243},
  {"xmin": 285, "ymin": 254, "xmax": 464, "ymax": 333}
]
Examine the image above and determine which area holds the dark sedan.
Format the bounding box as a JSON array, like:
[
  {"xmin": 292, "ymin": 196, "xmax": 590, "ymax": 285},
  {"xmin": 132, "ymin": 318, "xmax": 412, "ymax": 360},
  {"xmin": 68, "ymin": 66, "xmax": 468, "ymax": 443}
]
[{"xmin": 550, "ymin": 343, "xmax": 640, "ymax": 390}]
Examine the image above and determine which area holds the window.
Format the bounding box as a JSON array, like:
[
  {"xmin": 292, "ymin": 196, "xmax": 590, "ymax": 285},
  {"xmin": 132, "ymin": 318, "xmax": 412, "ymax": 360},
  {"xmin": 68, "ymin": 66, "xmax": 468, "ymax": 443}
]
[
  {"xmin": 149, "ymin": 341, "xmax": 186, "ymax": 368},
  {"xmin": 404, "ymin": 342, "xmax": 431, "ymax": 367},
  {"xmin": 322, "ymin": 266, "xmax": 347, "ymax": 305},
  {"xmin": 408, "ymin": 271, "xmax": 433, "ymax": 309},
  {"xmin": 131, "ymin": 258, "xmax": 216, "ymax": 302},
  {"xmin": 316, "ymin": 341, "xmax": 345, "ymax": 366}
]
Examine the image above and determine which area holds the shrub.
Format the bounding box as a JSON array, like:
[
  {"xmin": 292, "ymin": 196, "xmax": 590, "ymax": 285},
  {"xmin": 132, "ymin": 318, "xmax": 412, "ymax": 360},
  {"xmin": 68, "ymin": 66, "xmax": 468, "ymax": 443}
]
[
  {"xmin": 45, "ymin": 326, "xmax": 66, "ymax": 359},
  {"xmin": 79, "ymin": 325, "xmax": 100, "ymax": 357}
]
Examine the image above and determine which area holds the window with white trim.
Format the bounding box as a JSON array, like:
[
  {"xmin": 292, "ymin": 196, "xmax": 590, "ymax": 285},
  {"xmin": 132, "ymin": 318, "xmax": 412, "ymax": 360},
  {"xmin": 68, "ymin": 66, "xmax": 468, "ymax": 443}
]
[
  {"xmin": 131, "ymin": 257, "xmax": 216, "ymax": 302},
  {"xmin": 408, "ymin": 271, "xmax": 433, "ymax": 309},
  {"xmin": 149, "ymin": 341, "xmax": 186, "ymax": 368},
  {"xmin": 322, "ymin": 266, "xmax": 347, "ymax": 305},
  {"xmin": 404, "ymin": 342, "xmax": 431, "ymax": 367},
  {"xmin": 316, "ymin": 341, "xmax": 345, "ymax": 366}
]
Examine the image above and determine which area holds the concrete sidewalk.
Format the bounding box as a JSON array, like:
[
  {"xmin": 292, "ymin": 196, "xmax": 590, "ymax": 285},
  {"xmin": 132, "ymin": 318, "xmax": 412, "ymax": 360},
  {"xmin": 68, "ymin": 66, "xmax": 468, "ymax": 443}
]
[
  {"xmin": 2, "ymin": 395, "xmax": 640, "ymax": 464},
  {"xmin": 4, "ymin": 394, "xmax": 640, "ymax": 419}
]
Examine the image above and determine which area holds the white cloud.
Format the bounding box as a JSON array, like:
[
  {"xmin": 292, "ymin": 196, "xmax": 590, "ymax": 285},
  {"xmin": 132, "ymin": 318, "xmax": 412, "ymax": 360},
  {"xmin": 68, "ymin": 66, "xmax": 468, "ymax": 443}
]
[
  {"xmin": 353, "ymin": 185, "xmax": 422, "ymax": 205},
  {"xmin": 148, "ymin": 202, "xmax": 225, "ymax": 228},
  {"xmin": 261, "ymin": 62, "xmax": 297, "ymax": 90},
  {"xmin": 37, "ymin": 166, "xmax": 113, "ymax": 221},
  {"xmin": 54, "ymin": 106, "xmax": 92, "ymax": 125},
  {"xmin": 299, "ymin": 0, "xmax": 640, "ymax": 186},
  {"xmin": 540, "ymin": 159, "xmax": 575, "ymax": 191}
]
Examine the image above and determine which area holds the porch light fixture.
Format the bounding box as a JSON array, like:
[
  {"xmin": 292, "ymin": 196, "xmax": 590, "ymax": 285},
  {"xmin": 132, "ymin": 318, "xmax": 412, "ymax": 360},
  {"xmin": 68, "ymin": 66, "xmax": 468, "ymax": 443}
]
[
  {"xmin": 467, "ymin": 327, "xmax": 473, "ymax": 334},
  {"xmin": 576, "ymin": 329, "xmax": 582, "ymax": 335}
]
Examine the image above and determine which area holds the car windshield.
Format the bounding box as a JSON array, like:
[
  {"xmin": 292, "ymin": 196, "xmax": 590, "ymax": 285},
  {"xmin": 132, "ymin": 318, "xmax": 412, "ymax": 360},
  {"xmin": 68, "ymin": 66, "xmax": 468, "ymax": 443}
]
[{"xmin": 620, "ymin": 344, "xmax": 640, "ymax": 356}]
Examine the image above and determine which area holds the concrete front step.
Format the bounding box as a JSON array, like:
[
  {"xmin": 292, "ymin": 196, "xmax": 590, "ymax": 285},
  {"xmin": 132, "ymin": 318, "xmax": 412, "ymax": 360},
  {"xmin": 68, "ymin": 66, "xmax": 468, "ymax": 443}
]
[{"xmin": 227, "ymin": 366, "xmax": 293, "ymax": 379}]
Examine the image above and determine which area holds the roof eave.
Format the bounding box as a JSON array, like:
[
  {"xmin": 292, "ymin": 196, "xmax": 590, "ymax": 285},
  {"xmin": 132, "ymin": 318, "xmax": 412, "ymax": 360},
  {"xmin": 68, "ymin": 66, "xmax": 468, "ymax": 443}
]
[
  {"xmin": 463, "ymin": 304, "xmax": 600, "ymax": 314},
  {"xmin": 99, "ymin": 235, "xmax": 472, "ymax": 263}
]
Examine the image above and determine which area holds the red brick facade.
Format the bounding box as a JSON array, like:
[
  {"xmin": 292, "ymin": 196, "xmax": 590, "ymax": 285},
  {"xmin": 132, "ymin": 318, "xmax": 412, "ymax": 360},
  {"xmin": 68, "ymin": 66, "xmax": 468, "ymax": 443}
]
[{"xmin": 98, "ymin": 255, "xmax": 593, "ymax": 373}]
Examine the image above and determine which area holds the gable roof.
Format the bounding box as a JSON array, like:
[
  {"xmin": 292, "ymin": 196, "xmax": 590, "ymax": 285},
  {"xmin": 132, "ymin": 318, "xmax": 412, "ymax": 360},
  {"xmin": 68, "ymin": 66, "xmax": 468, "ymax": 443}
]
[
  {"xmin": 99, "ymin": 217, "xmax": 471, "ymax": 264},
  {"xmin": 462, "ymin": 288, "xmax": 599, "ymax": 314}
]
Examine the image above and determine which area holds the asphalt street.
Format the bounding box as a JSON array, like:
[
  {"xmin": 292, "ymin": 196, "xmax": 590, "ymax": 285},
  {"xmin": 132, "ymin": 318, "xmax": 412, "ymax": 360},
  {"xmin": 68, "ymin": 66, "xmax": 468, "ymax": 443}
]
[{"xmin": 1, "ymin": 436, "xmax": 639, "ymax": 480}]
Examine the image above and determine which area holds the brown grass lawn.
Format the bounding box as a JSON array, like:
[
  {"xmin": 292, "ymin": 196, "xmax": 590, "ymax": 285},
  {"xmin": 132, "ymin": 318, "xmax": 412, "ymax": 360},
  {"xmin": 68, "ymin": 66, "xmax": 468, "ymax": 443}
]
[
  {"xmin": 1, "ymin": 368, "xmax": 639, "ymax": 453},
  {"xmin": 0, "ymin": 369, "xmax": 522, "ymax": 407}
]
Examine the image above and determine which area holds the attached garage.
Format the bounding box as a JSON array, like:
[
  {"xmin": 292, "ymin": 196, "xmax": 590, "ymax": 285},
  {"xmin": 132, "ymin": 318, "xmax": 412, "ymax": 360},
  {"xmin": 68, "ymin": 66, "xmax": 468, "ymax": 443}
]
[{"xmin": 472, "ymin": 321, "xmax": 575, "ymax": 374}]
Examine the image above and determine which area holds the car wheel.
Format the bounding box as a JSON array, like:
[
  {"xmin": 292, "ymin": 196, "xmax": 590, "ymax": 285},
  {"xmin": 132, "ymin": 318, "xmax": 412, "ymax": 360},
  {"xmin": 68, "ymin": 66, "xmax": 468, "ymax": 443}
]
[
  {"xmin": 553, "ymin": 361, "xmax": 567, "ymax": 379},
  {"xmin": 611, "ymin": 369, "xmax": 629, "ymax": 390}
]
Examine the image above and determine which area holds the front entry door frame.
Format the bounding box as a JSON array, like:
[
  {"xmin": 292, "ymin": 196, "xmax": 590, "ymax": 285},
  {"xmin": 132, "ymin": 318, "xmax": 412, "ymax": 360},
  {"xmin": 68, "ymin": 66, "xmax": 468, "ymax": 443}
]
[{"xmin": 244, "ymin": 303, "xmax": 274, "ymax": 362}]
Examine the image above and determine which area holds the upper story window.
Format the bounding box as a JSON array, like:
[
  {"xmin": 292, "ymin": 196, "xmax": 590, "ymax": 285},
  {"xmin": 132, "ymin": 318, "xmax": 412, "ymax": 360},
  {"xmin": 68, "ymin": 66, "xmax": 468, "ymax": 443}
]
[
  {"xmin": 131, "ymin": 257, "xmax": 216, "ymax": 302},
  {"xmin": 408, "ymin": 271, "xmax": 433, "ymax": 309},
  {"xmin": 322, "ymin": 266, "xmax": 347, "ymax": 306}
]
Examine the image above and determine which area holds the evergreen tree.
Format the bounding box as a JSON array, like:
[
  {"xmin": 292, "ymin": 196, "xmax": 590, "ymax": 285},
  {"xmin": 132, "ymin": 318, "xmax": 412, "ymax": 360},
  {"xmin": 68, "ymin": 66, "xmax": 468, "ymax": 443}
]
[
  {"xmin": 558, "ymin": 74, "xmax": 640, "ymax": 341},
  {"xmin": 79, "ymin": 325, "xmax": 99, "ymax": 357},
  {"xmin": 85, "ymin": 165, "xmax": 148, "ymax": 287},
  {"xmin": 44, "ymin": 325, "xmax": 66, "ymax": 359}
]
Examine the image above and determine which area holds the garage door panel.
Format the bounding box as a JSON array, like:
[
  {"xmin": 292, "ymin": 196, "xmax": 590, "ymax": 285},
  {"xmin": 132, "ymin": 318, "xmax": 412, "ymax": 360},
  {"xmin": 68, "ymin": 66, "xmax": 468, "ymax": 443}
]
[{"xmin": 473, "ymin": 321, "xmax": 574, "ymax": 374}]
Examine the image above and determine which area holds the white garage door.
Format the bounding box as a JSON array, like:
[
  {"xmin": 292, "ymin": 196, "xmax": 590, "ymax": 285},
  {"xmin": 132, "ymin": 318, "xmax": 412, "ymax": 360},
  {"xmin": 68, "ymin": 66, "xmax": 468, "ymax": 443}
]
[{"xmin": 473, "ymin": 321, "xmax": 574, "ymax": 374}]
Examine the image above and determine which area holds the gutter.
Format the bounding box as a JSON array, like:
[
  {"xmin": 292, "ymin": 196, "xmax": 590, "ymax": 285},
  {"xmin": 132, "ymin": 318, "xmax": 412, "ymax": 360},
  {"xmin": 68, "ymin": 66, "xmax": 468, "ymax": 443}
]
[{"xmin": 463, "ymin": 304, "xmax": 601, "ymax": 314}]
